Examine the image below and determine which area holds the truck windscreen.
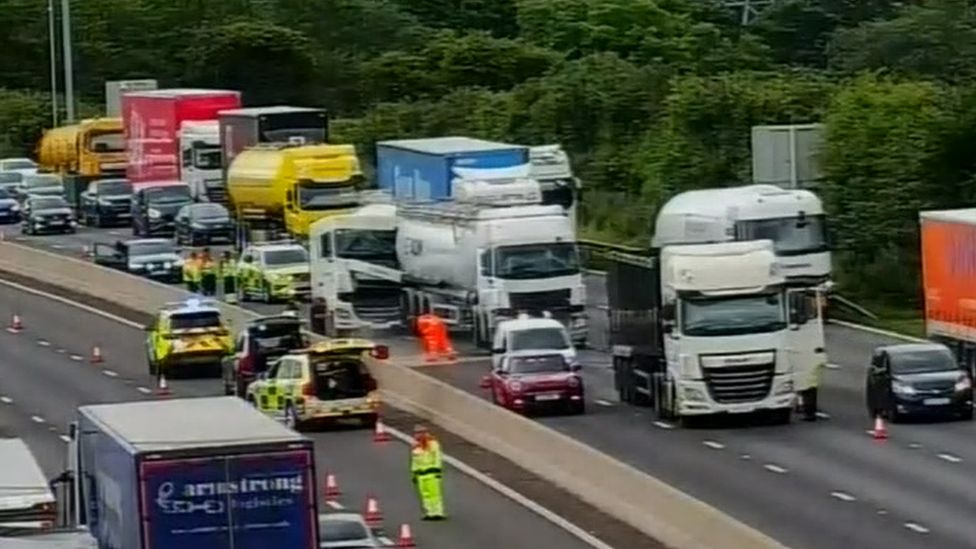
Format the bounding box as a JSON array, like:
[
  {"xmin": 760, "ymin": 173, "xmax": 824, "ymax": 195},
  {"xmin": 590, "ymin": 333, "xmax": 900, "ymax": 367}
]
[
  {"xmin": 680, "ymin": 292, "xmax": 786, "ymax": 337},
  {"xmin": 193, "ymin": 147, "xmax": 221, "ymax": 169},
  {"xmin": 736, "ymin": 215, "xmax": 828, "ymax": 256},
  {"xmin": 89, "ymin": 132, "xmax": 124, "ymax": 152},
  {"xmin": 493, "ymin": 243, "xmax": 580, "ymax": 280},
  {"xmin": 335, "ymin": 229, "xmax": 396, "ymax": 261},
  {"xmin": 298, "ymin": 184, "xmax": 359, "ymax": 211}
]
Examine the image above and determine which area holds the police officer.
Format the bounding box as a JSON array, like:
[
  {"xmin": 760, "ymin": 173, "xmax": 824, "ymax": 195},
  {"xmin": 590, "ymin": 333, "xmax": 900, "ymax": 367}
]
[
  {"xmin": 199, "ymin": 248, "xmax": 217, "ymax": 296},
  {"xmin": 410, "ymin": 424, "xmax": 445, "ymax": 520},
  {"xmin": 219, "ymin": 251, "xmax": 237, "ymax": 303},
  {"xmin": 183, "ymin": 251, "xmax": 200, "ymax": 294}
]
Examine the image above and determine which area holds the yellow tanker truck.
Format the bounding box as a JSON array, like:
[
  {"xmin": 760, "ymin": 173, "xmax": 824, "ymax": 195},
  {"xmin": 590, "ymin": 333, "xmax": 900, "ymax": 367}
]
[
  {"xmin": 226, "ymin": 142, "xmax": 363, "ymax": 242},
  {"xmin": 37, "ymin": 118, "xmax": 126, "ymax": 179}
]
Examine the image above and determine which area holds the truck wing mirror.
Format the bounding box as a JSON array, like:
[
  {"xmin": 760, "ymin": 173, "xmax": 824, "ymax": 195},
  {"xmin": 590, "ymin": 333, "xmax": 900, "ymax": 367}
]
[
  {"xmin": 661, "ymin": 322, "xmax": 674, "ymax": 335},
  {"xmin": 661, "ymin": 303, "xmax": 675, "ymax": 322}
]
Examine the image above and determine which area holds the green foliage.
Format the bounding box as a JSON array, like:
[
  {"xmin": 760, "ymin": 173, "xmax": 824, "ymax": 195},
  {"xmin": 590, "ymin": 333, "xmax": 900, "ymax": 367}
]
[{"xmin": 0, "ymin": 90, "xmax": 51, "ymax": 157}]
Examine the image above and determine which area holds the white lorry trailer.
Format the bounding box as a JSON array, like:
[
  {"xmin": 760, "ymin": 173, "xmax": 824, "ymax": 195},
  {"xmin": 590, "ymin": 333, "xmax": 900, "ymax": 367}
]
[
  {"xmin": 609, "ymin": 240, "xmax": 801, "ymax": 425},
  {"xmin": 652, "ymin": 183, "xmax": 829, "ymax": 416},
  {"xmin": 309, "ymin": 178, "xmax": 587, "ymax": 345},
  {"xmin": 179, "ymin": 120, "xmax": 224, "ymax": 202}
]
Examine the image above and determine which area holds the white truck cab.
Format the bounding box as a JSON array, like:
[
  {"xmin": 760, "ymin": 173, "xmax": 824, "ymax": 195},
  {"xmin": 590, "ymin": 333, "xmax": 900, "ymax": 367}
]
[
  {"xmin": 179, "ymin": 120, "xmax": 223, "ymax": 202},
  {"xmin": 0, "ymin": 438, "xmax": 57, "ymax": 533},
  {"xmin": 491, "ymin": 314, "xmax": 577, "ymax": 370}
]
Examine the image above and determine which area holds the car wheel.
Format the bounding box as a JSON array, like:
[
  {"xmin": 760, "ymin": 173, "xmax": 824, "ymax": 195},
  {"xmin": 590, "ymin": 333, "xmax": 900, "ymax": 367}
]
[
  {"xmin": 284, "ymin": 404, "xmax": 302, "ymax": 431},
  {"xmin": 961, "ymin": 406, "xmax": 974, "ymax": 421},
  {"xmin": 262, "ymin": 282, "xmax": 273, "ymax": 304},
  {"xmin": 570, "ymin": 400, "xmax": 586, "ymax": 415},
  {"xmin": 886, "ymin": 402, "xmax": 902, "ymax": 424}
]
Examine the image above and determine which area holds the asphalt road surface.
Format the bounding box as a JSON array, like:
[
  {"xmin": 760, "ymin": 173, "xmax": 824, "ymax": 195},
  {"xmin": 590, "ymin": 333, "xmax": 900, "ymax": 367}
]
[
  {"xmin": 8, "ymin": 224, "xmax": 976, "ymax": 548},
  {"xmin": 0, "ymin": 280, "xmax": 590, "ymax": 549}
]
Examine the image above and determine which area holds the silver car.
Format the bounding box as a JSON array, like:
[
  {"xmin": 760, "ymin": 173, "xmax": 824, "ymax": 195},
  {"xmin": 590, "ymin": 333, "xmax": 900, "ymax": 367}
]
[{"xmin": 319, "ymin": 513, "xmax": 380, "ymax": 548}]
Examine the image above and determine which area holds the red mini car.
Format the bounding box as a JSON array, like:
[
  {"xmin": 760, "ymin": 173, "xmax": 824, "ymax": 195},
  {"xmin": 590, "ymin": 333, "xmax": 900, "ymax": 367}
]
[{"xmin": 481, "ymin": 351, "xmax": 585, "ymax": 415}]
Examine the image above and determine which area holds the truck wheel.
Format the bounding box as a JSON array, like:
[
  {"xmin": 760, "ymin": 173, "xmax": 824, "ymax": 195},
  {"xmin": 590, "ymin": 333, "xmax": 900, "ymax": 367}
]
[
  {"xmin": 359, "ymin": 413, "xmax": 378, "ymax": 429},
  {"xmin": 770, "ymin": 408, "xmax": 792, "ymax": 425}
]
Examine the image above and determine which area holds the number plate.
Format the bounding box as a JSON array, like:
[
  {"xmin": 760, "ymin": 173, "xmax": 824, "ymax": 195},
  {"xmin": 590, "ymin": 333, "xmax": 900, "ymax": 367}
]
[
  {"xmin": 727, "ymin": 404, "xmax": 753, "ymax": 414},
  {"xmin": 535, "ymin": 393, "xmax": 561, "ymax": 401},
  {"xmin": 924, "ymin": 397, "xmax": 950, "ymax": 406}
]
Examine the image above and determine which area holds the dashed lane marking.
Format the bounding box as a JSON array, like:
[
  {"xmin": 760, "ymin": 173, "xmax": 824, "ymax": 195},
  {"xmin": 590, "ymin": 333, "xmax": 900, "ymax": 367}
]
[
  {"xmin": 31, "ymin": 415, "xmax": 45, "ymax": 424},
  {"xmin": 763, "ymin": 464, "xmax": 788, "ymax": 474},
  {"xmin": 59, "ymin": 435, "xmax": 71, "ymax": 443},
  {"xmin": 904, "ymin": 522, "xmax": 929, "ymax": 534},
  {"xmin": 830, "ymin": 491, "xmax": 856, "ymax": 502},
  {"xmin": 36, "ymin": 339, "xmax": 50, "ymax": 347},
  {"xmin": 740, "ymin": 454, "xmax": 752, "ymax": 460},
  {"xmin": 137, "ymin": 387, "xmax": 152, "ymax": 395},
  {"xmin": 323, "ymin": 500, "xmax": 343, "ymax": 510},
  {"xmin": 826, "ymin": 363, "xmax": 841, "ymax": 370},
  {"xmin": 908, "ymin": 443, "xmax": 922, "ymax": 449},
  {"xmin": 50, "ymin": 244, "xmax": 64, "ymax": 249},
  {"xmin": 378, "ymin": 536, "xmax": 394, "ymax": 546},
  {"xmin": 815, "ymin": 411, "xmax": 830, "ymax": 419},
  {"xmin": 937, "ymin": 453, "xmax": 962, "ymax": 463},
  {"xmin": 595, "ymin": 399, "xmax": 613, "ymax": 407},
  {"xmin": 0, "ymin": 396, "xmax": 12, "ymax": 404},
  {"xmin": 652, "ymin": 421, "xmax": 674, "ymax": 429},
  {"xmin": 102, "ymin": 369, "xmax": 119, "ymax": 378},
  {"xmin": 69, "ymin": 354, "xmax": 83, "ymax": 361},
  {"xmin": 703, "ymin": 440, "xmax": 725, "ymax": 450},
  {"xmin": 56, "ymin": 348, "xmax": 66, "ymax": 354}
]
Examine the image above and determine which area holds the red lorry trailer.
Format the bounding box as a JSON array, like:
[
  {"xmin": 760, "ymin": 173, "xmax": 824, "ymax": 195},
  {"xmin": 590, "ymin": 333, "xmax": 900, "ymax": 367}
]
[{"xmin": 122, "ymin": 89, "xmax": 241, "ymax": 185}]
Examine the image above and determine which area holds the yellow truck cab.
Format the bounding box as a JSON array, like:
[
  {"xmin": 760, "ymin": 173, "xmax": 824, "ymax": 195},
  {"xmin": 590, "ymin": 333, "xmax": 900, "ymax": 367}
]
[
  {"xmin": 226, "ymin": 142, "xmax": 363, "ymax": 239},
  {"xmin": 245, "ymin": 338, "xmax": 388, "ymax": 430},
  {"xmin": 37, "ymin": 118, "xmax": 126, "ymax": 180},
  {"xmin": 144, "ymin": 298, "xmax": 233, "ymax": 377}
]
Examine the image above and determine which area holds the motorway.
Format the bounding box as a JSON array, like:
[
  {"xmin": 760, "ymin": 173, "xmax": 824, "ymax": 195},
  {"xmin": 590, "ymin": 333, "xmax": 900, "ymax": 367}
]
[
  {"xmin": 0, "ymin": 279, "xmax": 589, "ymax": 549},
  {"xmin": 7, "ymin": 225, "xmax": 976, "ymax": 548}
]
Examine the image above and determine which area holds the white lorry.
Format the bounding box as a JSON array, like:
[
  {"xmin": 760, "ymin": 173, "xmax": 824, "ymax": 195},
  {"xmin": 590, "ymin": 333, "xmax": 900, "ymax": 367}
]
[
  {"xmin": 653, "ymin": 183, "xmax": 829, "ymax": 415},
  {"xmin": 608, "ymin": 240, "xmax": 799, "ymax": 424},
  {"xmin": 309, "ymin": 178, "xmax": 588, "ymax": 345},
  {"xmin": 179, "ymin": 120, "xmax": 224, "ymax": 202}
]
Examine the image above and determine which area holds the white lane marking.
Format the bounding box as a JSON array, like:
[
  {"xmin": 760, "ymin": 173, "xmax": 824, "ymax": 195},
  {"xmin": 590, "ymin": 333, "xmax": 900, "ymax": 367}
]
[
  {"xmin": 102, "ymin": 369, "xmax": 119, "ymax": 378},
  {"xmin": 36, "ymin": 339, "xmax": 50, "ymax": 347},
  {"xmin": 740, "ymin": 454, "xmax": 752, "ymax": 460},
  {"xmin": 595, "ymin": 399, "xmax": 613, "ymax": 407},
  {"xmin": 652, "ymin": 421, "xmax": 674, "ymax": 429},
  {"xmin": 31, "ymin": 415, "xmax": 45, "ymax": 424},
  {"xmin": 137, "ymin": 387, "xmax": 152, "ymax": 395},
  {"xmin": 825, "ymin": 363, "xmax": 840, "ymax": 370},
  {"xmin": 830, "ymin": 491, "xmax": 856, "ymax": 502},
  {"xmin": 877, "ymin": 509, "xmax": 889, "ymax": 515},
  {"xmin": 59, "ymin": 435, "xmax": 71, "ymax": 443},
  {"xmin": 828, "ymin": 319, "xmax": 927, "ymax": 343},
  {"xmin": 904, "ymin": 522, "xmax": 929, "ymax": 534},
  {"xmin": 377, "ymin": 536, "xmax": 394, "ymax": 546},
  {"xmin": 908, "ymin": 443, "xmax": 922, "ymax": 449},
  {"xmin": 50, "ymin": 244, "xmax": 64, "ymax": 250},
  {"xmin": 381, "ymin": 424, "xmax": 616, "ymax": 549},
  {"xmin": 69, "ymin": 354, "xmax": 83, "ymax": 361},
  {"xmin": 5, "ymin": 327, "xmax": 19, "ymax": 334},
  {"xmin": 56, "ymin": 348, "xmax": 66, "ymax": 354},
  {"xmin": 0, "ymin": 396, "xmax": 12, "ymax": 404},
  {"xmin": 815, "ymin": 411, "xmax": 830, "ymax": 419},
  {"xmin": 108, "ymin": 231, "xmax": 121, "ymax": 236},
  {"xmin": 937, "ymin": 453, "xmax": 962, "ymax": 463},
  {"xmin": 323, "ymin": 500, "xmax": 344, "ymax": 510},
  {"xmin": 763, "ymin": 464, "xmax": 788, "ymax": 474},
  {"xmin": 703, "ymin": 440, "xmax": 725, "ymax": 450}
]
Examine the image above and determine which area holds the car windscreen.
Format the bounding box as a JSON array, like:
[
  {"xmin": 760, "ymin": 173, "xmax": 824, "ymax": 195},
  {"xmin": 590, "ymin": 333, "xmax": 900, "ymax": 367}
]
[
  {"xmin": 890, "ymin": 348, "xmax": 958, "ymax": 375},
  {"xmin": 2, "ymin": 160, "xmax": 36, "ymax": 170},
  {"xmin": 169, "ymin": 311, "xmax": 222, "ymax": 330},
  {"xmin": 319, "ymin": 517, "xmax": 369, "ymax": 541},
  {"xmin": 0, "ymin": 188, "xmax": 12, "ymax": 199},
  {"xmin": 263, "ymin": 248, "xmax": 308, "ymax": 265},
  {"xmin": 191, "ymin": 203, "xmax": 229, "ymax": 219},
  {"xmin": 0, "ymin": 172, "xmax": 21, "ymax": 184},
  {"xmin": 146, "ymin": 187, "xmax": 191, "ymax": 204},
  {"xmin": 128, "ymin": 241, "xmax": 175, "ymax": 256},
  {"xmin": 508, "ymin": 354, "xmax": 568, "ymax": 374},
  {"xmin": 510, "ymin": 327, "xmax": 570, "ymax": 351},
  {"xmin": 31, "ymin": 197, "xmax": 68, "ymax": 210},
  {"xmin": 25, "ymin": 175, "xmax": 61, "ymax": 188},
  {"xmin": 96, "ymin": 180, "xmax": 132, "ymax": 195}
]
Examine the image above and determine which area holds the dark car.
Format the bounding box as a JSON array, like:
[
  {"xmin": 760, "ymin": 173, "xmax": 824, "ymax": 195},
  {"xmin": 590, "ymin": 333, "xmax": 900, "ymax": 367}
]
[
  {"xmin": 0, "ymin": 171, "xmax": 22, "ymax": 193},
  {"xmin": 222, "ymin": 314, "xmax": 307, "ymax": 397},
  {"xmin": 20, "ymin": 195, "xmax": 75, "ymax": 235},
  {"xmin": 866, "ymin": 342, "xmax": 974, "ymax": 422},
  {"xmin": 92, "ymin": 238, "xmax": 182, "ymax": 282},
  {"xmin": 79, "ymin": 178, "xmax": 133, "ymax": 227},
  {"xmin": 175, "ymin": 202, "xmax": 234, "ymax": 245},
  {"xmin": 481, "ymin": 351, "xmax": 584, "ymax": 415},
  {"xmin": 0, "ymin": 187, "xmax": 21, "ymax": 224},
  {"xmin": 131, "ymin": 182, "xmax": 192, "ymax": 236}
]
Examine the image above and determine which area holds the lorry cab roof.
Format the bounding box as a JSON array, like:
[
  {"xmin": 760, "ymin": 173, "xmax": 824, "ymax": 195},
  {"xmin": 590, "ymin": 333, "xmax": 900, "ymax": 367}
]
[
  {"xmin": 220, "ymin": 105, "xmax": 326, "ymax": 116},
  {"xmin": 79, "ymin": 396, "xmax": 306, "ymax": 453},
  {"xmin": 920, "ymin": 208, "xmax": 976, "ymax": 225},
  {"xmin": 126, "ymin": 88, "xmax": 239, "ymax": 98},
  {"xmin": 379, "ymin": 136, "xmax": 523, "ymax": 155}
]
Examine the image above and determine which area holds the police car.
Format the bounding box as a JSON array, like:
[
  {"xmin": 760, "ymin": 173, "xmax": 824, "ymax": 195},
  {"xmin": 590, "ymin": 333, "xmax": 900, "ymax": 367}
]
[
  {"xmin": 245, "ymin": 339, "xmax": 387, "ymax": 431},
  {"xmin": 144, "ymin": 298, "xmax": 233, "ymax": 378},
  {"xmin": 236, "ymin": 241, "xmax": 311, "ymax": 303}
]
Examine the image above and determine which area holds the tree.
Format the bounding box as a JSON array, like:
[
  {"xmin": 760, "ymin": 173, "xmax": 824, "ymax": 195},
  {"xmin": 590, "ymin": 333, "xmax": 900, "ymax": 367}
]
[
  {"xmin": 0, "ymin": 90, "xmax": 53, "ymax": 157},
  {"xmin": 393, "ymin": 0, "xmax": 519, "ymax": 37}
]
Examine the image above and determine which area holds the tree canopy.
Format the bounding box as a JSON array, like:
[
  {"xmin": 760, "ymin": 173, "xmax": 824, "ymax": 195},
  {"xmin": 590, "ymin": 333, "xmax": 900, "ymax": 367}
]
[{"xmin": 1, "ymin": 0, "xmax": 974, "ymax": 310}]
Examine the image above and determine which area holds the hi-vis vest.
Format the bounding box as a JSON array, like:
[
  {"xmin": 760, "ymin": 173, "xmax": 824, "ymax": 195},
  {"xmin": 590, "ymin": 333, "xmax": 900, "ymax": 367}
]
[{"xmin": 411, "ymin": 439, "xmax": 443, "ymax": 475}]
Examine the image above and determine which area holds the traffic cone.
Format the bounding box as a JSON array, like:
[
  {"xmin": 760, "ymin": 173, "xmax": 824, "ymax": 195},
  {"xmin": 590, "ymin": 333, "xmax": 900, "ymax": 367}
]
[
  {"xmin": 364, "ymin": 495, "xmax": 382, "ymax": 529},
  {"xmin": 8, "ymin": 313, "xmax": 22, "ymax": 333},
  {"xmin": 396, "ymin": 523, "xmax": 416, "ymax": 547},
  {"xmin": 90, "ymin": 344, "xmax": 103, "ymax": 364},
  {"xmin": 872, "ymin": 415, "xmax": 888, "ymax": 440},
  {"xmin": 155, "ymin": 375, "xmax": 171, "ymax": 397},
  {"xmin": 323, "ymin": 473, "xmax": 340, "ymax": 501},
  {"xmin": 373, "ymin": 417, "xmax": 391, "ymax": 443}
]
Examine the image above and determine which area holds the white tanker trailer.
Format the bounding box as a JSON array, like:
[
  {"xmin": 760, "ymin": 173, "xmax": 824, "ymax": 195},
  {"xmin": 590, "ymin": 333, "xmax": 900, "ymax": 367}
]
[{"xmin": 309, "ymin": 178, "xmax": 587, "ymax": 347}]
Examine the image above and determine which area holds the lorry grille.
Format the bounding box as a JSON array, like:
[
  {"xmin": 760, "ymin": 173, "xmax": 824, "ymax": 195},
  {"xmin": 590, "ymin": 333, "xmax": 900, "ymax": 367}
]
[
  {"xmin": 509, "ymin": 289, "xmax": 571, "ymax": 313},
  {"xmin": 349, "ymin": 290, "xmax": 402, "ymax": 324},
  {"xmin": 702, "ymin": 363, "xmax": 775, "ymax": 404}
]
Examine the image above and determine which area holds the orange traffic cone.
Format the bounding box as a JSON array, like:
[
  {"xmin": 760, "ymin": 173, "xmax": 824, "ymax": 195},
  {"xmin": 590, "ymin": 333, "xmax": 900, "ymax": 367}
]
[
  {"xmin": 364, "ymin": 495, "xmax": 382, "ymax": 529},
  {"xmin": 155, "ymin": 375, "xmax": 171, "ymax": 397},
  {"xmin": 8, "ymin": 313, "xmax": 23, "ymax": 333},
  {"xmin": 872, "ymin": 415, "xmax": 888, "ymax": 440},
  {"xmin": 323, "ymin": 473, "xmax": 340, "ymax": 501},
  {"xmin": 90, "ymin": 344, "xmax": 104, "ymax": 364},
  {"xmin": 396, "ymin": 523, "xmax": 416, "ymax": 547},
  {"xmin": 373, "ymin": 417, "xmax": 391, "ymax": 443}
]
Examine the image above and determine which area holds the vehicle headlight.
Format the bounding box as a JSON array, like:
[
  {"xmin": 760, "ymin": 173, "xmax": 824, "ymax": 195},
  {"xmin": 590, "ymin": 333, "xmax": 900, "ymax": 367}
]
[
  {"xmin": 508, "ymin": 380, "xmax": 523, "ymax": 393},
  {"xmin": 191, "ymin": 222, "xmax": 205, "ymax": 229},
  {"xmin": 9, "ymin": 204, "xmax": 18, "ymax": 212},
  {"xmin": 128, "ymin": 263, "xmax": 144, "ymax": 271},
  {"xmin": 955, "ymin": 374, "xmax": 971, "ymax": 392},
  {"xmin": 567, "ymin": 376, "xmax": 581, "ymax": 388},
  {"xmin": 163, "ymin": 261, "xmax": 173, "ymax": 269},
  {"xmin": 148, "ymin": 208, "xmax": 162, "ymax": 219},
  {"xmin": 682, "ymin": 386, "xmax": 706, "ymax": 401},
  {"xmin": 97, "ymin": 198, "xmax": 111, "ymax": 206},
  {"xmin": 892, "ymin": 380, "xmax": 916, "ymax": 395},
  {"xmin": 775, "ymin": 379, "xmax": 794, "ymax": 395}
]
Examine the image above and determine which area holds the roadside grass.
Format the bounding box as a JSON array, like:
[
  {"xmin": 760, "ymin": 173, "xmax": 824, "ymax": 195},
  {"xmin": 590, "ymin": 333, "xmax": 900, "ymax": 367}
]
[{"xmin": 833, "ymin": 301, "xmax": 925, "ymax": 339}]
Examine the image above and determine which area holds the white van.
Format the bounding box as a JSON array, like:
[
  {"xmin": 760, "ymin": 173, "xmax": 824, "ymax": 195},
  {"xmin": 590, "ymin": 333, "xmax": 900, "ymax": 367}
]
[
  {"xmin": 0, "ymin": 439, "xmax": 57, "ymax": 535},
  {"xmin": 491, "ymin": 314, "xmax": 577, "ymax": 370}
]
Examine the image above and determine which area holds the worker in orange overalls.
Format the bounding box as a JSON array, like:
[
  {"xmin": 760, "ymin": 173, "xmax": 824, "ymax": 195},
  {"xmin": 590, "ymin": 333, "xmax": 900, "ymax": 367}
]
[{"xmin": 416, "ymin": 313, "xmax": 455, "ymax": 362}]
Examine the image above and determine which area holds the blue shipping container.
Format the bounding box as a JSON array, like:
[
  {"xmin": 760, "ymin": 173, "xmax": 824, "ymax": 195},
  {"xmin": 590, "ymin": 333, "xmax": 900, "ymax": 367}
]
[{"xmin": 376, "ymin": 136, "xmax": 529, "ymax": 201}]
